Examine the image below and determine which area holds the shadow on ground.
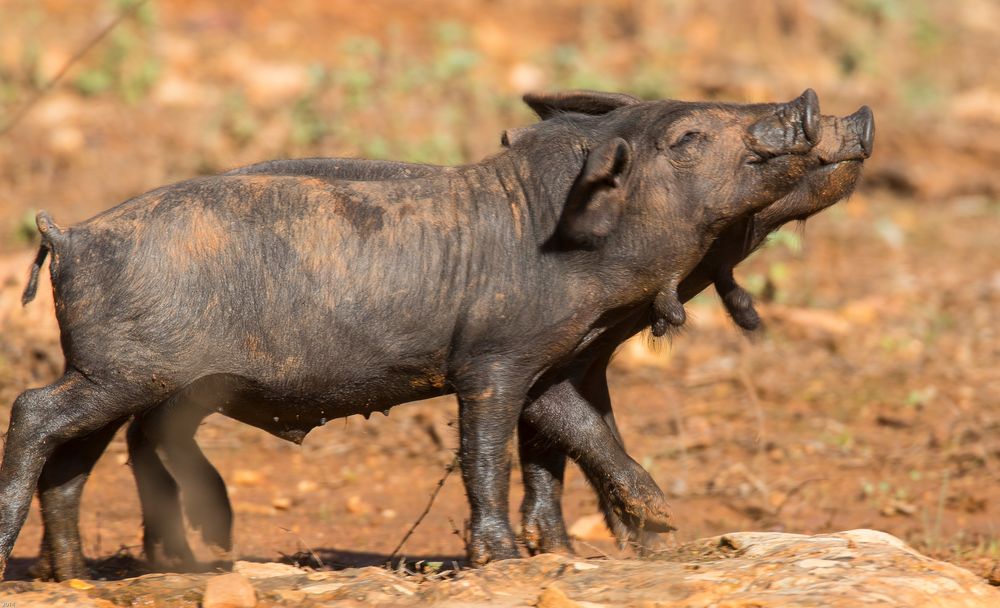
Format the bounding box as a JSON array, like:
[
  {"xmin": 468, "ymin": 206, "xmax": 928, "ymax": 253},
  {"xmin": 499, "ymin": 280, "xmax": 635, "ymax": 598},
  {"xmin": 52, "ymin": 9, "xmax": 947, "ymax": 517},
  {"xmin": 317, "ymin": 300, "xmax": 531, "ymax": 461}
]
[{"xmin": 3, "ymin": 549, "xmax": 466, "ymax": 582}]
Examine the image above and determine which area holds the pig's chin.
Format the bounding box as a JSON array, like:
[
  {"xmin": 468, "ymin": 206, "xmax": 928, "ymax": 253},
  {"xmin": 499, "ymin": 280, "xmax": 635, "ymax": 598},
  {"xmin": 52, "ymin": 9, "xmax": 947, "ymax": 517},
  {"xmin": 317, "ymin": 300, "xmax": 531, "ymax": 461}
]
[
  {"xmin": 745, "ymin": 159, "xmax": 864, "ymax": 240},
  {"xmin": 807, "ymin": 160, "xmax": 863, "ymax": 205}
]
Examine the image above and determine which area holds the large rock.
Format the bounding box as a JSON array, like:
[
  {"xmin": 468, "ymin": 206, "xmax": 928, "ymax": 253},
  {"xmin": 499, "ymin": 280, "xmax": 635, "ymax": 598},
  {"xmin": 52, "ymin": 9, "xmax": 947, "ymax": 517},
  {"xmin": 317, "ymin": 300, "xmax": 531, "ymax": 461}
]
[{"xmin": 1, "ymin": 530, "xmax": 997, "ymax": 607}]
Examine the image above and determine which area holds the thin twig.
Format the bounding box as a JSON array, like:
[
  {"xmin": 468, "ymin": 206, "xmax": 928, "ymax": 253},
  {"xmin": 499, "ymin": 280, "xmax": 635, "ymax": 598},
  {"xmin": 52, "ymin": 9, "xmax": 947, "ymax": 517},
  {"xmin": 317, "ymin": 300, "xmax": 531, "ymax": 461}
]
[
  {"xmin": 737, "ymin": 349, "xmax": 767, "ymax": 455},
  {"xmin": 572, "ymin": 537, "xmax": 613, "ymax": 560},
  {"xmin": 772, "ymin": 477, "xmax": 827, "ymax": 517},
  {"xmin": 278, "ymin": 525, "xmax": 324, "ymax": 569},
  {"xmin": 388, "ymin": 455, "xmax": 458, "ymax": 561},
  {"xmin": 0, "ymin": 0, "xmax": 150, "ymax": 137}
]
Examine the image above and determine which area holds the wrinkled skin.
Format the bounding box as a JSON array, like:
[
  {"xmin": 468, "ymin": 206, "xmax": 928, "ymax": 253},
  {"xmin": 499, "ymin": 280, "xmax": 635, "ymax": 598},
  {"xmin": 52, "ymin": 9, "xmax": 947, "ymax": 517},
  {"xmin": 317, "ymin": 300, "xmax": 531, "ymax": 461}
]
[
  {"xmin": 526, "ymin": 105, "xmax": 874, "ymax": 553},
  {"xmin": 142, "ymin": 105, "xmax": 873, "ymax": 564},
  {"xmin": 706, "ymin": 107, "xmax": 874, "ymax": 332},
  {"xmin": 5, "ymin": 91, "xmax": 822, "ymax": 579},
  {"xmin": 515, "ymin": 96, "xmax": 873, "ymax": 552}
]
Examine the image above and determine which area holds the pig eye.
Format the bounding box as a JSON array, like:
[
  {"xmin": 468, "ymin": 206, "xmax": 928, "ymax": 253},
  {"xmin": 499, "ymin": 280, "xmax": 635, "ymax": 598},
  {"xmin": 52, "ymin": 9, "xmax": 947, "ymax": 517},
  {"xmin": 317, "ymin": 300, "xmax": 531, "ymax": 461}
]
[{"xmin": 670, "ymin": 131, "xmax": 702, "ymax": 149}]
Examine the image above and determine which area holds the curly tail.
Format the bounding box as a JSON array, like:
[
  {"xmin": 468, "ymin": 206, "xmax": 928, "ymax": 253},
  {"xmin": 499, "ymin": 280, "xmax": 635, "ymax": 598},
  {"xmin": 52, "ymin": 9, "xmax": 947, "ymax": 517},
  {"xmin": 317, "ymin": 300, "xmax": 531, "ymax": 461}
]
[{"xmin": 21, "ymin": 211, "xmax": 65, "ymax": 306}]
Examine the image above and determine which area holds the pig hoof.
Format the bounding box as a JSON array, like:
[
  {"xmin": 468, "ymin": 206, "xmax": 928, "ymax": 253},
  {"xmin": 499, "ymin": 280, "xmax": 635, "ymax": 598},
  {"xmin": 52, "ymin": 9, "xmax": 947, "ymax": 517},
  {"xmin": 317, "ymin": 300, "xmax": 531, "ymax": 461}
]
[
  {"xmin": 641, "ymin": 510, "xmax": 677, "ymax": 533},
  {"xmin": 145, "ymin": 539, "xmax": 197, "ymax": 573},
  {"xmin": 468, "ymin": 544, "xmax": 521, "ymax": 565},
  {"xmin": 26, "ymin": 558, "xmax": 55, "ymax": 581},
  {"xmin": 653, "ymin": 290, "xmax": 686, "ymax": 327},
  {"xmin": 611, "ymin": 479, "xmax": 676, "ymax": 534},
  {"xmin": 28, "ymin": 556, "xmax": 90, "ymax": 582},
  {"xmin": 651, "ymin": 317, "xmax": 669, "ymax": 337},
  {"xmin": 721, "ymin": 284, "xmax": 761, "ymax": 331},
  {"xmin": 521, "ymin": 526, "xmax": 573, "ymax": 556},
  {"xmin": 634, "ymin": 530, "xmax": 667, "ymax": 557},
  {"xmin": 468, "ymin": 529, "xmax": 521, "ymax": 565},
  {"xmin": 645, "ymin": 490, "xmax": 676, "ymax": 532},
  {"xmin": 520, "ymin": 511, "xmax": 573, "ymax": 556}
]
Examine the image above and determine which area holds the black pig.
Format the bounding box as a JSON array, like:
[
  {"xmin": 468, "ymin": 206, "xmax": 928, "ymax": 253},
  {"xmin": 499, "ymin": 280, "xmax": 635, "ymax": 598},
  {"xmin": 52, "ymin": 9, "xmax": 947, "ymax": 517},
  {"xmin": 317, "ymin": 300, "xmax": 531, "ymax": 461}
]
[
  {"xmin": 517, "ymin": 101, "xmax": 874, "ymax": 553},
  {"xmin": 4, "ymin": 90, "xmax": 821, "ymax": 577}
]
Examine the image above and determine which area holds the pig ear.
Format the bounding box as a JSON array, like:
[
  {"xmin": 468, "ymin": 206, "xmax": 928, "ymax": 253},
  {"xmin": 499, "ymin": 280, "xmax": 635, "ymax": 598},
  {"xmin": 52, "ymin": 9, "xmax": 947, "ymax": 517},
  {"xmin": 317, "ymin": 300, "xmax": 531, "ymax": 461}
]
[
  {"xmin": 558, "ymin": 138, "xmax": 632, "ymax": 249},
  {"xmin": 523, "ymin": 90, "xmax": 641, "ymax": 120}
]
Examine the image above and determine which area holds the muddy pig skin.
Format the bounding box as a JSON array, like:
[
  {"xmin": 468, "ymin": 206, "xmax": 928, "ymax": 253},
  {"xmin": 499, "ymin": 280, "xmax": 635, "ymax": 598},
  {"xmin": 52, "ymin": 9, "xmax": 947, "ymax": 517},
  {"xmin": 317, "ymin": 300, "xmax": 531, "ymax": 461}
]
[
  {"xmin": 517, "ymin": 99, "xmax": 874, "ymax": 552},
  {"xmin": 4, "ymin": 89, "xmax": 822, "ymax": 578},
  {"xmin": 116, "ymin": 97, "xmax": 871, "ymax": 567}
]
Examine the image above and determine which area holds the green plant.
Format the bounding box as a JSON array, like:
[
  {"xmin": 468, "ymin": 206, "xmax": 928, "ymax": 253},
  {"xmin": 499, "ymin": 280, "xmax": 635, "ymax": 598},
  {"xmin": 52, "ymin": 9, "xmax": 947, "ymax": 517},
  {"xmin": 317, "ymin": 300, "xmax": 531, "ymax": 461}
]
[
  {"xmin": 337, "ymin": 37, "xmax": 380, "ymax": 109},
  {"xmin": 289, "ymin": 65, "xmax": 332, "ymax": 147},
  {"xmin": 73, "ymin": 0, "xmax": 161, "ymax": 103},
  {"xmin": 919, "ymin": 470, "xmax": 950, "ymax": 551},
  {"xmin": 765, "ymin": 229, "xmax": 803, "ymax": 254},
  {"xmin": 849, "ymin": 0, "xmax": 906, "ymax": 22},
  {"xmin": 13, "ymin": 209, "xmax": 38, "ymax": 246},
  {"xmin": 220, "ymin": 92, "xmax": 258, "ymax": 147}
]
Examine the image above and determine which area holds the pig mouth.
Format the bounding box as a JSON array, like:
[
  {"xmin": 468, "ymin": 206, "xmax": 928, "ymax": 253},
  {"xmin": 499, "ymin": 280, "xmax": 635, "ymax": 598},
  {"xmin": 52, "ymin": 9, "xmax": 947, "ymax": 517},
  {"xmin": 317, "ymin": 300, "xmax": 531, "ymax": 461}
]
[{"xmin": 815, "ymin": 157, "xmax": 863, "ymax": 172}]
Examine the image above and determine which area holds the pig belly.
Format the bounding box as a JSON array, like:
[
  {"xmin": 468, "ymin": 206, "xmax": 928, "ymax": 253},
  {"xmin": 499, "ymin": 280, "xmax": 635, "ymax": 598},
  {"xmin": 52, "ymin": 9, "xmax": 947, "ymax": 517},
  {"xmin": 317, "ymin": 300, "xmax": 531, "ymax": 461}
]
[{"xmin": 170, "ymin": 369, "xmax": 450, "ymax": 444}]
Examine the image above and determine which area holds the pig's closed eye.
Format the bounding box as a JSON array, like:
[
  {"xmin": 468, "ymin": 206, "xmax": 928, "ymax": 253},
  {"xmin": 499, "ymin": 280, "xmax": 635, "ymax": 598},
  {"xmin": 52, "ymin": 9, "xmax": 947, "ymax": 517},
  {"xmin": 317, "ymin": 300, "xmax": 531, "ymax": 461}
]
[{"xmin": 670, "ymin": 131, "xmax": 702, "ymax": 149}]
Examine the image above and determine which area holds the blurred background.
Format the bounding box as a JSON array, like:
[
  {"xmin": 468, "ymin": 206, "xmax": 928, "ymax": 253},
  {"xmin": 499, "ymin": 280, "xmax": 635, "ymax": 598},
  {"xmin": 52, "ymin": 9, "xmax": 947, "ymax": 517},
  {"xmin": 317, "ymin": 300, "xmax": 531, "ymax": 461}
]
[{"xmin": 0, "ymin": 0, "xmax": 997, "ymax": 581}]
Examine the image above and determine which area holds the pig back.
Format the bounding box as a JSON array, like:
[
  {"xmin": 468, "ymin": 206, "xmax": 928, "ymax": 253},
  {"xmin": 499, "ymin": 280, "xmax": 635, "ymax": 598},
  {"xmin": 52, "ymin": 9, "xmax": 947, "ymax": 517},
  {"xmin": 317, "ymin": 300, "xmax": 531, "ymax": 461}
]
[{"xmin": 55, "ymin": 174, "xmax": 484, "ymax": 388}]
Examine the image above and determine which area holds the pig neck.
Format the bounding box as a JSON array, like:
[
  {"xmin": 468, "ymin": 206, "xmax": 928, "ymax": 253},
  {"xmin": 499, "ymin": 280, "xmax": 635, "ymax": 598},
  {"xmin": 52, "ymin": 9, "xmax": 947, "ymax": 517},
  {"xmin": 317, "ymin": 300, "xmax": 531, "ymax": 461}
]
[
  {"xmin": 460, "ymin": 146, "xmax": 688, "ymax": 321},
  {"xmin": 457, "ymin": 135, "xmax": 586, "ymax": 250},
  {"xmin": 676, "ymin": 213, "xmax": 757, "ymax": 303},
  {"xmin": 613, "ymin": 190, "xmax": 733, "ymax": 315},
  {"xmin": 451, "ymin": 129, "xmax": 736, "ymax": 325}
]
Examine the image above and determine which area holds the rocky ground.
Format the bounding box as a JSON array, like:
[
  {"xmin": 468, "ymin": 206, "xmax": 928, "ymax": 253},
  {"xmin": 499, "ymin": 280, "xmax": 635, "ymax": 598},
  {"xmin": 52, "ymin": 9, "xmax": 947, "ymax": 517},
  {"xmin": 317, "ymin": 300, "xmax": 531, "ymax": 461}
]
[
  {"xmin": 1, "ymin": 1, "xmax": 998, "ymax": 605},
  {"xmin": 3, "ymin": 530, "xmax": 999, "ymax": 607}
]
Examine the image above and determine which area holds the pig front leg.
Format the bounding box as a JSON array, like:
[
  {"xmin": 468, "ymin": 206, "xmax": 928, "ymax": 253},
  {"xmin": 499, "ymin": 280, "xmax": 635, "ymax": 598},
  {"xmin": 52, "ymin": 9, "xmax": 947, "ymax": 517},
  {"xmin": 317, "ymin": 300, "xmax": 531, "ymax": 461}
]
[
  {"xmin": 456, "ymin": 378, "xmax": 527, "ymax": 565},
  {"xmin": 127, "ymin": 417, "xmax": 198, "ymax": 571},
  {"xmin": 590, "ymin": 403, "xmax": 668, "ymax": 555},
  {"xmin": 520, "ymin": 379, "xmax": 675, "ymax": 538},
  {"xmin": 31, "ymin": 419, "xmax": 126, "ymax": 580},
  {"xmin": 651, "ymin": 285, "xmax": 686, "ymax": 337},
  {"xmin": 714, "ymin": 267, "xmax": 761, "ymax": 331}
]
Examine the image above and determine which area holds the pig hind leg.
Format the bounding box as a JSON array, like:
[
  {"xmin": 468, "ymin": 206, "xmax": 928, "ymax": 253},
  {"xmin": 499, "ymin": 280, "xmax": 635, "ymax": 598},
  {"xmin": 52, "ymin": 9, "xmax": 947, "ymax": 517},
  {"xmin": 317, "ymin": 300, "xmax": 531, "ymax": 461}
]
[
  {"xmin": 127, "ymin": 416, "xmax": 197, "ymax": 571},
  {"xmin": 32, "ymin": 418, "xmax": 127, "ymax": 580},
  {"xmin": 129, "ymin": 400, "xmax": 232, "ymax": 570},
  {"xmin": 0, "ymin": 371, "xmax": 153, "ymax": 576}
]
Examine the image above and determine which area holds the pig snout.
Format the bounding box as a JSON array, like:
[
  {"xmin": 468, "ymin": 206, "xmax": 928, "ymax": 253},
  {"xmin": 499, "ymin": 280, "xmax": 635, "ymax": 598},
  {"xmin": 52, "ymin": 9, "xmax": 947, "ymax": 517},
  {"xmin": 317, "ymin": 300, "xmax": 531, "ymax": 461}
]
[
  {"xmin": 815, "ymin": 106, "xmax": 875, "ymax": 164},
  {"xmin": 747, "ymin": 88, "xmax": 821, "ymax": 158}
]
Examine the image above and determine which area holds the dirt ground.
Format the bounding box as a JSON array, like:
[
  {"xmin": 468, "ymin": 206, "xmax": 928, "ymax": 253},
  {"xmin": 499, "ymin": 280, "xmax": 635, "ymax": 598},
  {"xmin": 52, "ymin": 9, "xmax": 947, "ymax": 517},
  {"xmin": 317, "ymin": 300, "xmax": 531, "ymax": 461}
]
[{"xmin": 0, "ymin": 0, "xmax": 998, "ymax": 587}]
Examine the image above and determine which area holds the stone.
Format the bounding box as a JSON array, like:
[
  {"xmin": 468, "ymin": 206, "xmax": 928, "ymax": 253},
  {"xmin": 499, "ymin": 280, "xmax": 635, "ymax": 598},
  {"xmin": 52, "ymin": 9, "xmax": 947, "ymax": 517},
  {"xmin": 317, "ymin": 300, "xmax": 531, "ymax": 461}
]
[
  {"xmin": 567, "ymin": 513, "xmax": 613, "ymax": 541},
  {"xmin": 233, "ymin": 561, "xmax": 306, "ymax": 579},
  {"xmin": 2, "ymin": 531, "xmax": 997, "ymax": 607},
  {"xmin": 536, "ymin": 585, "xmax": 580, "ymax": 608},
  {"xmin": 202, "ymin": 573, "xmax": 257, "ymax": 608}
]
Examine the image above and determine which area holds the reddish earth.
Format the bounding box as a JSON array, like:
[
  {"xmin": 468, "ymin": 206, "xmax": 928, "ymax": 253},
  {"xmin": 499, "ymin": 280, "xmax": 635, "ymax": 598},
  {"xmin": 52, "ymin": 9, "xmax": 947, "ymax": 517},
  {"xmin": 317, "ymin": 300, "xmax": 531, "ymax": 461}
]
[{"xmin": 0, "ymin": 0, "xmax": 997, "ymax": 589}]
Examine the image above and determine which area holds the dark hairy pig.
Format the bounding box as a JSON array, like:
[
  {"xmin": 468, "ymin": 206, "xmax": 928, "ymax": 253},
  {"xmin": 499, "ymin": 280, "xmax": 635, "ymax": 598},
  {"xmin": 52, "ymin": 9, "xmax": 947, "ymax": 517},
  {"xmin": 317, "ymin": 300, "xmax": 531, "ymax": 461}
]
[{"xmin": 4, "ymin": 90, "xmax": 822, "ymax": 577}]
